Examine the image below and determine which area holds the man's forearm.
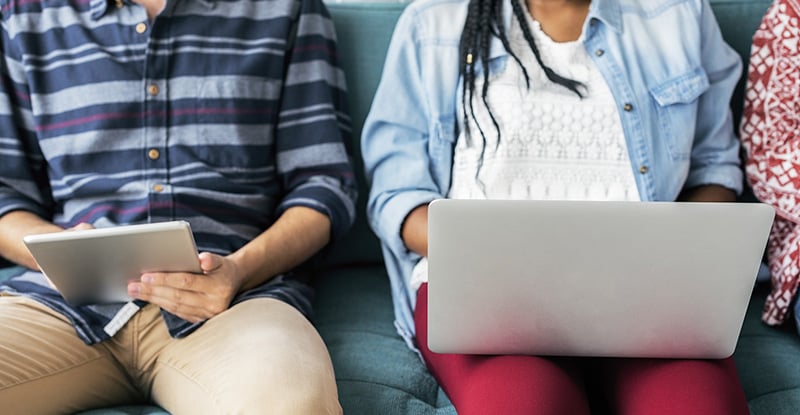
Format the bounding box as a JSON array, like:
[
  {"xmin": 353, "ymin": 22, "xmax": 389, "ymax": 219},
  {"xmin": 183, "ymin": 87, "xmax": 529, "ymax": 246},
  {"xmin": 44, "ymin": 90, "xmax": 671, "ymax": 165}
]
[
  {"xmin": 227, "ymin": 206, "xmax": 331, "ymax": 292},
  {"xmin": 0, "ymin": 211, "xmax": 61, "ymax": 270}
]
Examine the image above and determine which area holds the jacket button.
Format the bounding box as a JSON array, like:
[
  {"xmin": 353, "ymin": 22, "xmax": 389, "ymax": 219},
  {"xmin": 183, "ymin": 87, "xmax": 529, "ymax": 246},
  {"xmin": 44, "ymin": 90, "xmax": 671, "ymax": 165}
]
[
  {"xmin": 638, "ymin": 165, "xmax": 648, "ymax": 174},
  {"xmin": 595, "ymin": 49, "xmax": 604, "ymax": 57},
  {"xmin": 623, "ymin": 103, "xmax": 634, "ymax": 112}
]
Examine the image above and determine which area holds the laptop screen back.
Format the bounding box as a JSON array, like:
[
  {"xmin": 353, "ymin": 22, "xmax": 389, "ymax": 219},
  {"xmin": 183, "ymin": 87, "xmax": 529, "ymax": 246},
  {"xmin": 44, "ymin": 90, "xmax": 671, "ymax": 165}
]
[{"xmin": 426, "ymin": 199, "xmax": 774, "ymax": 358}]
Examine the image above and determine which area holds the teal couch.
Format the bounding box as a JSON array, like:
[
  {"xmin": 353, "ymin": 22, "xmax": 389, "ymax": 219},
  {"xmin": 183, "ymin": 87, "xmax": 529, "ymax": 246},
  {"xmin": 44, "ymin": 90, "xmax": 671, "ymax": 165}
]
[{"xmin": 1, "ymin": 0, "xmax": 798, "ymax": 414}]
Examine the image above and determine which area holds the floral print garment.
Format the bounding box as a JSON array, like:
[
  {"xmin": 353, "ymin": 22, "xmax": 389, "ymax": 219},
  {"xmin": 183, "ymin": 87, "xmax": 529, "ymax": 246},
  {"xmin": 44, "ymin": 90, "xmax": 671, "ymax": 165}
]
[{"xmin": 741, "ymin": 0, "xmax": 800, "ymax": 325}]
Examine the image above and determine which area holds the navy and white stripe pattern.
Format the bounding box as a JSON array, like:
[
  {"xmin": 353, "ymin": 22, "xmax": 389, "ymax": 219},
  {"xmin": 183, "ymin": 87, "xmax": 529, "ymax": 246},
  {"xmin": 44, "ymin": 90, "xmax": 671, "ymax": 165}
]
[{"xmin": 0, "ymin": 0, "xmax": 356, "ymax": 344}]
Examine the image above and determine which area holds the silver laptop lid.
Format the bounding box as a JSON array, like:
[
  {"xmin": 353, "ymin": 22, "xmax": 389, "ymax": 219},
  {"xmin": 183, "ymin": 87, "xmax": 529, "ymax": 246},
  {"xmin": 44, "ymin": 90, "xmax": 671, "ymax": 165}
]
[{"xmin": 427, "ymin": 199, "xmax": 774, "ymax": 358}]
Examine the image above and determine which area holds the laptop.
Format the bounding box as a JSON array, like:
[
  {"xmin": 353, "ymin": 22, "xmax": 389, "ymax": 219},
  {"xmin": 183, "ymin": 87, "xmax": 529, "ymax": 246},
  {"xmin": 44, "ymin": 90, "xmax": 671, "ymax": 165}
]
[
  {"xmin": 426, "ymin": 199, "xmax": 775, "ymax": 359},
  {"xmin": 23, "ymin": 221, "xmax": 202, "ymax": 306}
]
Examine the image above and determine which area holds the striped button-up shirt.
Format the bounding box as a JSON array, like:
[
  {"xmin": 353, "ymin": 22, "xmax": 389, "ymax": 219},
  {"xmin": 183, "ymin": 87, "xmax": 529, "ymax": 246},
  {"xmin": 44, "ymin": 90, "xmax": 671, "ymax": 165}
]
[{"xmin": 0, "ymin": 0, "xmax": 356, "ymax": 344}]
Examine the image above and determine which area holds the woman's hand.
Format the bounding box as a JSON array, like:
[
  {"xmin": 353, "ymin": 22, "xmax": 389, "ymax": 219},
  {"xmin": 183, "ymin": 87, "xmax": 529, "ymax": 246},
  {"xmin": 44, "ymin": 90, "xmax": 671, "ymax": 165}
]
[
  {"xmin": 678, "ymin": 185, "xmax": 736, "ymax": 202},
  {"xmin": 401, "ymin": 204, "xmax": 430, "ymax": 257},
  {"xmin": 127, "ymin": 252, "xmax": 242, "ymax": 323}
]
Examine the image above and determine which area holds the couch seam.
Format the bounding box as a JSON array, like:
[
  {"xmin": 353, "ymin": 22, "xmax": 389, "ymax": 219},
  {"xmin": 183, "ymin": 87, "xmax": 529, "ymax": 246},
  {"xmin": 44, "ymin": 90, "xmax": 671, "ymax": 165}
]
[
  {"xmin": 747, "ymin": 385, "xmax": 800, "ymax": 401},
  {"xmin": 335, "ymin": 378, "xmax": 441, "ymax": 399}
]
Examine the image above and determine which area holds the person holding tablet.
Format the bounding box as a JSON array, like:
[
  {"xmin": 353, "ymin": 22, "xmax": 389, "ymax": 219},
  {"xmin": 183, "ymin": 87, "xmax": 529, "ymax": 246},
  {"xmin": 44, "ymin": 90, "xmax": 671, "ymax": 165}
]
[
  {"xmin": 362, "ymin": 0, "xmax": 748, "ymax": 413},
  {"xmin": 0, "ymin": 0, "xmax": 354, "ymax": 413}
]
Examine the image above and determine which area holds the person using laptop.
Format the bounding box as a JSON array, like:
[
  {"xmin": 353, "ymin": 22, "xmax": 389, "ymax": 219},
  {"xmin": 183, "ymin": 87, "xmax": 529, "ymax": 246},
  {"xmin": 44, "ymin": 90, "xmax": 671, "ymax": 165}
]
[
  {"xmin": 362, "ymin": 0, "xmax": 748, "ymax": 413},
  {"xmin": 0, "ymin": 0, "xmax": 354, "ymax": 413},
  {"xmin": 741, "ymin": 0, "xmax": 800, "ymax": 332}
]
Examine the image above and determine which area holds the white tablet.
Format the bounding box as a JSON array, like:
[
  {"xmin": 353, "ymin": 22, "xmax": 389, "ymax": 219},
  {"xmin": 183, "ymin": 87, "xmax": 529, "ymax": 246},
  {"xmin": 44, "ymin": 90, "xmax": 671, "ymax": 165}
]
[{"xmin": 23, "ymin": 221, "xmax": 202, "ymax": 306}]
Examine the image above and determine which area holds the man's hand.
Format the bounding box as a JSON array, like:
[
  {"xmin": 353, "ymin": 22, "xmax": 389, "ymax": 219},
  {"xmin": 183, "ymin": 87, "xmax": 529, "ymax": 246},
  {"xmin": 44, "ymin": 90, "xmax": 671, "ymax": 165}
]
[
  {"xmin": 127, "ymin": 252, "xmax": 241, "ymax": 323},
  {"xmin": 126, "ymin": 205, "xmax": 332, "ymax": 322},
  {"xmin": 65, "ymin": 223, "xmax": 95, "ymax": 232}
]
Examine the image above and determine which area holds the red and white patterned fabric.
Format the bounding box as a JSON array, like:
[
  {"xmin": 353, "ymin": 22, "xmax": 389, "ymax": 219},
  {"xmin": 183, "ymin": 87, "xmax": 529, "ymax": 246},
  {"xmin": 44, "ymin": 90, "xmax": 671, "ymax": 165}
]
[{"xmin": 741, "ymin": 0, "xmax": 800, "ymax": 325}]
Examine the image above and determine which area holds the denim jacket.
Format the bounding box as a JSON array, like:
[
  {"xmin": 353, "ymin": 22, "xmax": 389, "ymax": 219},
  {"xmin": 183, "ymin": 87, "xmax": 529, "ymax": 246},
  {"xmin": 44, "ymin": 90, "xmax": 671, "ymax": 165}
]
[{"xmin": 361, "ymin": 0, "xmax": 743, "ymax": 349}]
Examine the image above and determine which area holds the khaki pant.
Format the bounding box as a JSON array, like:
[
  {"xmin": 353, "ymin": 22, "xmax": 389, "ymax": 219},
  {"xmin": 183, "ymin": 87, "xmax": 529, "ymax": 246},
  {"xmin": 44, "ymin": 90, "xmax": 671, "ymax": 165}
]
[{"xmin": 0, "ymin": 295, "xmax": 342, "ymax": 415}]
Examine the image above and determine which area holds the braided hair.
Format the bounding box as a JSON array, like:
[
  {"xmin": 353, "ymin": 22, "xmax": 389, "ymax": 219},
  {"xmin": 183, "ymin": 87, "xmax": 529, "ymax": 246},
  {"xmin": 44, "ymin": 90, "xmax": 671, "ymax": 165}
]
[{"xmin": 459, "ymin": 0, "xmax": 584, "ymax": 154}]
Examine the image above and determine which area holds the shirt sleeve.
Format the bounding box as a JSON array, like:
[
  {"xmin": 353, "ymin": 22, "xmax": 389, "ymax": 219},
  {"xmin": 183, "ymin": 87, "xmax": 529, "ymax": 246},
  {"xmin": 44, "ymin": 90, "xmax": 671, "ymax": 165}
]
[
  {"xmin": 273, "ymin": 0, "xmax": 357, "ymax": 241},
  {"xmin": 682, "ymin": 0, "xmax": 744, "ymax": 194},
  {"xmin": 741, "ymin": 0, "xmax": 800, "ymax": 223},
  {"xmin": 361, "ymin": 6, "xmax": 445, "ymax": 260},
  {"xmin": 739, "ymin": 0, "xmax": 800, "ymax": 326},
  {"xmin": 0, "ymin": 22, "xmax": 53, "ymax": 221}
]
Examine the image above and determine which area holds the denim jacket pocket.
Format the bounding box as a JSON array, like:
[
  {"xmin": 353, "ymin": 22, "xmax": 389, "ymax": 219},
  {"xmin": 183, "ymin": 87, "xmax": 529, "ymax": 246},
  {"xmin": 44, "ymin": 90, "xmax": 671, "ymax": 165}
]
[{"xmin": 648, "ymin": 68, "xmax": 709, "ymax": 160}]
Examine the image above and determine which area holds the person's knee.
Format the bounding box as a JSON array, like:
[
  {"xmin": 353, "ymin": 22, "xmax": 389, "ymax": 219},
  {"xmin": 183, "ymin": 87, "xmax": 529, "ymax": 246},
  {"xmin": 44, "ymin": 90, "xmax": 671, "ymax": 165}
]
[
  {"xmin": 212, "ymin": 357, "xmax": 341, "ymax": 415},
  {"xmin": 155, "ymin": 299, "xmax": 342, "ymax": 414},
  {"xmin": 249, "ymin": 383, "xmax": 342, "ymax": 415}
]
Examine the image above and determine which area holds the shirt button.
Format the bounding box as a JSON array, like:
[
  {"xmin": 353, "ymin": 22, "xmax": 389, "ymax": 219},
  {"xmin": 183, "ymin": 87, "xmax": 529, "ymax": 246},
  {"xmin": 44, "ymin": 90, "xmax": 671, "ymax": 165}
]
[
  {"xmin": 148, "ymin": 84, "xmax": 159, "ymax": 96},
  {"xmin": 639, "ymin": 165, "xmax": 649, "ymax": 174},
  {"xmin": 623, "ymin": 103, "xmax": 634, "ymax": 112},
  {"xmin": 152, "ymin": 184, "xmax": 164, "ymax": 192},
  {"xmin": 147, "ymin": 149, "xmax": 160, "ymax": 160},
  {"xmin": 595, "ymin": 49, "xmax": 604, "ymax": 57},
  {"xmin": 136, "ymin": 23, "xmax": 147, "ymax": 34}
]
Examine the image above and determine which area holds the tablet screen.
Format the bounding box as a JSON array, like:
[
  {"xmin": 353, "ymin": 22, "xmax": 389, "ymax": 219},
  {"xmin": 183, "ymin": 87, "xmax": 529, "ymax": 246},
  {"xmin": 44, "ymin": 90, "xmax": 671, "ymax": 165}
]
[{"xmin": 23, "ymin": 221, "xmax": 202, "ymax": 306}]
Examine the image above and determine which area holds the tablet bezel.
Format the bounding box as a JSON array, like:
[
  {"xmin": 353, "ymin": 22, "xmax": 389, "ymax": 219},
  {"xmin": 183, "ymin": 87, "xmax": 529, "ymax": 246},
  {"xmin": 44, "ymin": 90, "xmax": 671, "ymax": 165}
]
[{"xmin": 23, "ymin": 221, "xmax": 202, "ymax": 306}]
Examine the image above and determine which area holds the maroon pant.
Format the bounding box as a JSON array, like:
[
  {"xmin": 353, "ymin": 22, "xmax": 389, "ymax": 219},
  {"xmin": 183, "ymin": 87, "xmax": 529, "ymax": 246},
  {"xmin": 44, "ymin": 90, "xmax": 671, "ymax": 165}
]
[{"xmin": 414, "ymin": 283, "xmax": 749, "ymax": 415}]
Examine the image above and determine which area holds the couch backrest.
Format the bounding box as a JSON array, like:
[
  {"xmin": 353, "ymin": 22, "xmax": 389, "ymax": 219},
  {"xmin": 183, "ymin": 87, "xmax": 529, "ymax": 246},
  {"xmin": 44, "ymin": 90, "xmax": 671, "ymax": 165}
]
[
  {"xmin": 323, "ymin": 2, "xmax": 408, "ymax": 267},
  {"xmin": 323, "ymin": 0, "xmax": 775, "ymax": 268}
]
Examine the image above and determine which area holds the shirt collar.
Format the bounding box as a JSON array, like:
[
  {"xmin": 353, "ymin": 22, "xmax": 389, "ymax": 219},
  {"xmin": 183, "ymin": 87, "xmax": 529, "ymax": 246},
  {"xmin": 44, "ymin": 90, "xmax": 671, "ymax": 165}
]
[
  {"xmin": 89, "ymin": 0, "xmax": 215, "ymax": 20},
  {"xmin": 90, "ymin": 0, "xmax": 116, "ymax": 19},
  {"xmin": 588, "ymin": 0, "xmax": 623, "ymax": 34}
]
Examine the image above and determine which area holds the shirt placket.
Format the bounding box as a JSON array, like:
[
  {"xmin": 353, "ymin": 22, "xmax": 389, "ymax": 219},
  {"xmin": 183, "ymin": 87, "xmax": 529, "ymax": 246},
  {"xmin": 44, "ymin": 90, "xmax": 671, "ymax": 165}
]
[{"xmin": 140, "ymin": 15, "xmax": 172, "ymax": 221}]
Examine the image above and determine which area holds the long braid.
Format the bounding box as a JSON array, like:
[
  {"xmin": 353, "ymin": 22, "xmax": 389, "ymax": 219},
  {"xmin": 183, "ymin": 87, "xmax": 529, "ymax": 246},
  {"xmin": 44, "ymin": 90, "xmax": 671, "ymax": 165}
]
[
  {"xmin": 459, "ymin": 0, "xmax": 482, "ymax": 144},
  {"xmin": 509, "ymin": 0, "xmax": 585, "ymax": 97},
  {"xmin": 459, "ymin": 0, "xmax": 497, "ymax": 186},
  {"xmin": 492, "ymin": 0, "xmax": 530, "ymax": 90},
  {"xmin": 458, "ymin": 0, "xmax": 585, "ymax": 155},
  {"xmin": 475, "ymin": 0, "xmax": 495, "ymax": 174}
]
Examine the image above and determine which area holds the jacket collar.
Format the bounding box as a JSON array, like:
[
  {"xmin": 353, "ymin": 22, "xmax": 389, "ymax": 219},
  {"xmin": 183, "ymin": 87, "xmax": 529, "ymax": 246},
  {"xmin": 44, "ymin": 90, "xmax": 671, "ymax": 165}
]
[
  {"xmin": 489, "ymin": 0, "xmax": 622, "ymax": 59},
  {"xmin": 588, "ymin": 0, "xmax": 623, "ymax": 34}
]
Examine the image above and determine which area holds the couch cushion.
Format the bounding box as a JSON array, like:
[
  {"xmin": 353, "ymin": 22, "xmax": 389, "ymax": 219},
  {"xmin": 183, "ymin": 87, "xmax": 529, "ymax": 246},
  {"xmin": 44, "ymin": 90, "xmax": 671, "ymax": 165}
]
[
  {"xmin": 734, "ymin": 284, "xmax": 800, "ymax": 415},
  {"xmin": 312, "ymin": 266, "xmax": 456, "ymax": 414}
]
